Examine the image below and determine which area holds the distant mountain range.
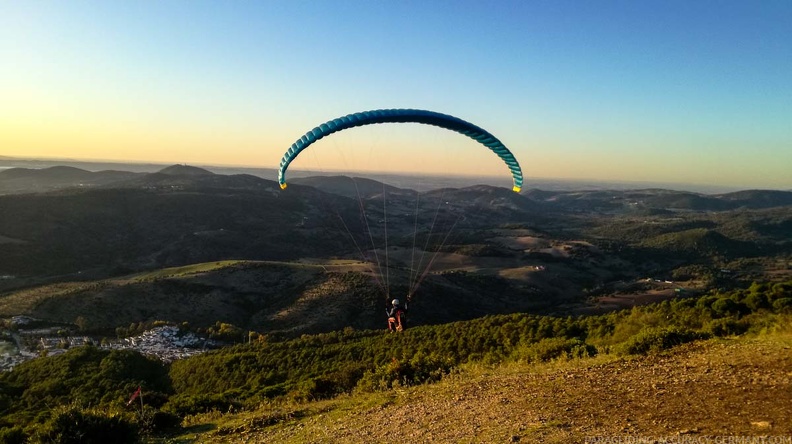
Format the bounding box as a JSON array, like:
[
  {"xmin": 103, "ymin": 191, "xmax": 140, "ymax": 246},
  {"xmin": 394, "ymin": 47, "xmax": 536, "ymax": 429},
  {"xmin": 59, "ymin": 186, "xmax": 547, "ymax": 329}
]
[
  {"xmin": 108, "ymin": 165, "xmax": 277, "ymax": 191},
  {"xmin": 3, "ymin": 164, "xmax": 791, "ymax": 211},
  {"xmin": 5, "ymin": 156, "xmax": 790, "ymax": 193}
]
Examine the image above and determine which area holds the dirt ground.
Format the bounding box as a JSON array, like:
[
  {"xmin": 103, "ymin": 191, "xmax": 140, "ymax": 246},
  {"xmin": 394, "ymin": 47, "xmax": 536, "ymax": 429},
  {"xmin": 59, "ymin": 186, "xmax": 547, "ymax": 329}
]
[{"xmin": 195, "ymin": 334, "xmax": 792, "ymax": 443}]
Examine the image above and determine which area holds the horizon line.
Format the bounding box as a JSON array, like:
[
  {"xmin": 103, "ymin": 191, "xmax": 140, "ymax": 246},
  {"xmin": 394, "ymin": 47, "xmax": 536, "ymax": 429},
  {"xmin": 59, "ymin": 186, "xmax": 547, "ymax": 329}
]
[{"xmin": 0, "ymin": 155, "xmax": 788, "ymax": 194}]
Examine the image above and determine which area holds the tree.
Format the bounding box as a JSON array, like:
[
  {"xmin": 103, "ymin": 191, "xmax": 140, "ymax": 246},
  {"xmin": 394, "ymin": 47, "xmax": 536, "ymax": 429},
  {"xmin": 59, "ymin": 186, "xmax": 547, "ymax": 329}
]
[{"xmin": 75, "ymin": 316, "xmax": 89, "ymax": 332}]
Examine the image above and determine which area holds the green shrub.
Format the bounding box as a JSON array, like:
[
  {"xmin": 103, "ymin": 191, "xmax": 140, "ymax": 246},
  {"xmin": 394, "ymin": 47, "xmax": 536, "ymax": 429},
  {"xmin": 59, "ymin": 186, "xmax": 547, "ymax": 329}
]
[
  {"xmin": 206, "ymin": 322, "xmax": 245, "ymax": 343},
  {"xmin": 618, "ymin": 327, "xmax": 710, "ymax": 355},
  {"xmin": 711, "ymin": 298, "xmax": 740, "ymax": 316},
  {"xmin": 770, "ymin": 282, "xmax": 792, "ymax": 300},
  {"xmin": 0, "ymin": 426, "xmax": 27, "ymax": 444},
  {"xmin": 355, "ymin": 354, "xmax": 453, "ymax": 393},
  {"xmin": 705, "ymin": 318, "xmax": 748, "ymax": 336},
  {"xmin": 134, "ymin": 407, "xmax": 181, "ymax": 435},
  {"xmin": 743, "ymin": 292, "xmax": 770, "ymax": 311},
  {"xmin": 287, "ymin": 377, "xmax": 338, "ymax": 402},
  {"xmin": 712, "ymin": 298, "xmax": 749, "ymax": 317},
  {"xmin": 736, "ymin": 312, "xmax": 787, "ymax": 335},
  {"xmin": 161, "ymin": 394, "xmax": 240, "ymax": 417},
  {"xmin": 36, "ymin": 406, "xmax": 138, "ymax": 444},
  {"xmin": 513, "ymin": 337, "xmax": 596, "ymax": 363},
  {"xmin": 773, "ymin": 298, "xmax": 792, "ymax": 313},
  {"xmin": 328, "ymin": 363, "xmax": 368, "ymax": 393},
  {"xmin": 288, "ymin": 362, "xmax": 368, "ymax": 401}
]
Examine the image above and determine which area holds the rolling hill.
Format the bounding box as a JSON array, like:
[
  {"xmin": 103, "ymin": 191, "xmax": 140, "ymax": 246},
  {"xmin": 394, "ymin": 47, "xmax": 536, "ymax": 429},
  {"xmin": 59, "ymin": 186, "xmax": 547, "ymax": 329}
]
[
  {"xmin": 289, "ymin": 175, "xmax": 416, "ymax": 199},
  {"xmin": 522, "ymin": 188, "xmax": 792, "ymax": 212},
  {"xmin": 0, "ymin": 166, "xmax": 140, "ymax": 195},
  {"xmin": 718, "ymin": 189, "xmax": 792, "ymax": 208},
  {"xmin": 639, "ymin": 228, "xmax": 757, "ymax": 259}
]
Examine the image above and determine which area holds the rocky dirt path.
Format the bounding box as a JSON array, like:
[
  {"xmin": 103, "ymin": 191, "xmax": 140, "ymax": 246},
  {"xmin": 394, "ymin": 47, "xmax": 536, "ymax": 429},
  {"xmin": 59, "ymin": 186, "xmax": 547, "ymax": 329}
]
[{"xmin": 208, "ymin": 335, "xmax": 792, "ymax": 443}]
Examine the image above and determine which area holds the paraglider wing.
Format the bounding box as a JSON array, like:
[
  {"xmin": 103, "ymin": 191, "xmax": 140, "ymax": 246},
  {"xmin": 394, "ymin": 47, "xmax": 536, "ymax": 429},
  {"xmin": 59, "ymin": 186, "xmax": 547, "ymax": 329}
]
[{"xmin": 277, "ymin": 109, "xmax": 523, "ymax": 192}]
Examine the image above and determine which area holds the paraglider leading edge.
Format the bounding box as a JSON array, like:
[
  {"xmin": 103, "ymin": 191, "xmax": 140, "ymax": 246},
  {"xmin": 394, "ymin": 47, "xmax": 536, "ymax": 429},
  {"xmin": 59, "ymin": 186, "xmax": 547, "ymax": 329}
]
[{"xmin": 277, "ymin": 108, "xmax": 523, "ymax": 192}]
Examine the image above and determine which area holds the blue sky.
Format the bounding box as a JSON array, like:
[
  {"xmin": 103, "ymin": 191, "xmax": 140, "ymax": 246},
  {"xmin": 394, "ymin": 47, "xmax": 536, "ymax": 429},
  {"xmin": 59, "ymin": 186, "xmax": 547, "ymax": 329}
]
[{"xmin": 1, "ymin": 0, "xmax": 790, "ymax": 189}]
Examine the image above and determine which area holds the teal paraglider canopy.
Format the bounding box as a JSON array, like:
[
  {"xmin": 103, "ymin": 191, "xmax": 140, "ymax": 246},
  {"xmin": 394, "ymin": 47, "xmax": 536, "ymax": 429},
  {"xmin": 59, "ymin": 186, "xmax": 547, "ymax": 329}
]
[{"xmin": 277, "ymin": 109, "xmax": 523, "ymax": 192}]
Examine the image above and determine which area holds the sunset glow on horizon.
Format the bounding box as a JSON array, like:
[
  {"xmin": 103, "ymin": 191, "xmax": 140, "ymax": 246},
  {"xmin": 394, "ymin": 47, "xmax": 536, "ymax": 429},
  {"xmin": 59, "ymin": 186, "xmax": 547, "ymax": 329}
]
[{"xmin": 1, "ymin": 1, "xmax": 790, "ymax": 189}]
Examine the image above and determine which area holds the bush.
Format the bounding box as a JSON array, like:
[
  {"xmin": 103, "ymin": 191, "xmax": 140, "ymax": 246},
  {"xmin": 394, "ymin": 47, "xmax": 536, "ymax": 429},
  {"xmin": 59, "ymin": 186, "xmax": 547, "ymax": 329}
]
[
  {"xmin": 705, "ymin": 318, "xmax": 748, "ymax": 336},
  {"xmin": 743, "ymin": 292, "xmax": 770, "ymax": 311},
  {"xmin": 355, "ymin": 354, "xmax": 453, "ymax": 393},
  {"xmin": 135, "ymin": 407, "xmax": 181, "ymax": 435},
  {"xmin": 711, "ymin": 298, "xmax": 739, "ymax": 316},
  {"xmin": 0, "ymin": 427, "xmax": 27, "ymax": 444},
  {"xmin": 773, "ymin": 298, "xmax": 792, "ymax": 313},
  {"xmin": 206, "ymin": 322, "xmax": 245, "ymax": 343},
  {"xmin": 513, "ymin": 337, "xmax": 597, "ymax": 363},
  {"xmin": 770, "ymin": 282, "xmax": 792, "ymax": 300},
  {"xmin": 289, "ymin": 362, "xmax": 369, "ymax": 401},
  {"xmin": 161, "ymin": 394, "xmax": 241, "ymax": 417},
  {"xmin": 711, "ymin": 298, "xmax": 748, "ymax": 317},
  {"xmin": 36, "ymin": 406, "xmax": 138, "ymax": 444},
  {"xmin": 287, "ymin": 377, "xmax": 338, "ymax": 402},
  {"xmin": 618, "ymin": 327, "xmax": 710, "ymax": 355}
]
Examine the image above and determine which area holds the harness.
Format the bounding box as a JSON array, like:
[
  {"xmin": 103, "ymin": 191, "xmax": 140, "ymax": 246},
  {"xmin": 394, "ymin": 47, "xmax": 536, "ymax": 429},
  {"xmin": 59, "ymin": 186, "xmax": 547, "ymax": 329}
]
[{"xmin": 388, "ymin": 309, "xmax": 406, "ymax": 332}]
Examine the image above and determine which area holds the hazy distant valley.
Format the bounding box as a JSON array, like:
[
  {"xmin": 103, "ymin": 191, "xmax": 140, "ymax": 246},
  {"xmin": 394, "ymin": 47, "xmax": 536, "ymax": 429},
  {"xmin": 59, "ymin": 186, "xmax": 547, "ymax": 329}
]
[{"xmin": 1, "ymin": 162, "xmax": 790, "ymax": 336}]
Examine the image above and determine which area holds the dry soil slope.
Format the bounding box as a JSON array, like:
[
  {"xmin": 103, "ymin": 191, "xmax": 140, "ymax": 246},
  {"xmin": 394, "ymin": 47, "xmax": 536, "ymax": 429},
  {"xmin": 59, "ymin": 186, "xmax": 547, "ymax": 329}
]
[{"xmin": 212, "ymin": 335, "xmax": 792, "ymax": 443}]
